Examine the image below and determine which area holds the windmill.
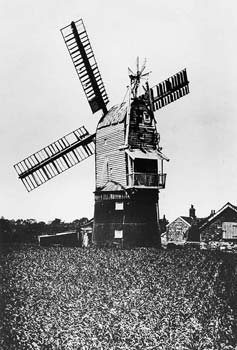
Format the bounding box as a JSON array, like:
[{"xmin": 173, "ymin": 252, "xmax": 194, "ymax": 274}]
[{"xmin": 14, "ymin": 19, "xmax": 189, "ymax": 247}]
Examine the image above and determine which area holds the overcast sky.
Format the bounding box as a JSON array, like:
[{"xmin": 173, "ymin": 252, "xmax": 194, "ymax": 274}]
[{"xmin": 1, "ymin": 0, "xmax": 237, "ymax": 222}]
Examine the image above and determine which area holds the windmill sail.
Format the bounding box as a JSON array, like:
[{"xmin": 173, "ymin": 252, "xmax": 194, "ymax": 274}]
[
  {"xmin": 14, "ymin": 126, "xmax": 95, "ymax": 192},
  {"xmin": 61, "ymin": 19, "xmax": 109, "ymax": 114},
  {"xmin": 148, "ymin": 69, "xmax": 189, "ymax": 111}
]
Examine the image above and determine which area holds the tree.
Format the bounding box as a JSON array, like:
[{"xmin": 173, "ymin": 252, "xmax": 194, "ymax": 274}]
[{"xmin": 0, "ymin": 217, "xmax": 12, "ymax": 243}]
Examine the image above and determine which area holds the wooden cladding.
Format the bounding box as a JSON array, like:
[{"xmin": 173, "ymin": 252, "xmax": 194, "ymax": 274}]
[
  {"xmin": 95, "ymin": 123, "xmax": 126, "ymax": 188},
  {"xmin": 61, "ymin": 19, "xmax": 109, "ymax": 114},
  {"xmin": 14, "ymin": 126, "xmax": 95, "ymax": 192},
  {"xmin": 128, "ymin": 102, "xmax": 159, "ymax": 150},
  {"xmin": 149, "ymin": 68, "xmax": 189, "ymax": 111},
  {"xmin": 128, "ymin": 127, "xmax": 158, "ymax": 150}
]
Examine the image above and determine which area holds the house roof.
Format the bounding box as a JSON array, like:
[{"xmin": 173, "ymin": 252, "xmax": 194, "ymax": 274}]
[
  {"xmin": 167, "ymin": 216, "xmax": 193, "ymax": 227},
  {"xmin": 199, "ymin": 202, "xmax": 237, "ymax": 230},
  {"xmin": 167, "ymin": 215, "xmax": 206, "ymax": 228},
  {"xmin": 97, "ymin": 103, "xmax": 127, "ymax": 129},
  {"xmin": 167, "ymin": 202, "xmax": 237, "ymax": 233},
  {"xmin": 180, "ymin": 216, "xmax": 193, "ymax": 225}
]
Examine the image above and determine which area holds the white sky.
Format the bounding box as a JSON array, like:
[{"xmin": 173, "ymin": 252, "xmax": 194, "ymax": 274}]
[{"xmin": 1, "ymin": 0, "xmax": 237, "ymax": 222}]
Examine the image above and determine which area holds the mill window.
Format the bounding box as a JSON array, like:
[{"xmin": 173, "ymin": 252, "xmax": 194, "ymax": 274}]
[
  {"xmin": 115, "ymin": 202, "xmax": 124, "ymax": 210},
  {"xmin": 114, "ymin": 230, "xmax": 123, "ymax": 239},
  {"xmin": 143, "ymin": 112, "xmax": 151, "ymax": 124}
]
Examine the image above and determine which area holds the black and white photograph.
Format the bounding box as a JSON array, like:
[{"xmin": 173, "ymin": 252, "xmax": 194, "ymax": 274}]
[{"xmin": 0, "ymin": 0, "xmax": 237, "ymax": 349}]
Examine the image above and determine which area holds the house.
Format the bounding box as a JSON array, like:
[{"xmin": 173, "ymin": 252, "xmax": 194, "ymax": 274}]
[
  {"xmin": 165, "ymin": 202, "xmax": 237, "ymax": 250},
  {"xmin": 198, "ymin": 202, "xmax": 237, "ymax": 244},
  {"xmin": 166, "ymin": 205, "xmax": 197, "ymax": 244}
]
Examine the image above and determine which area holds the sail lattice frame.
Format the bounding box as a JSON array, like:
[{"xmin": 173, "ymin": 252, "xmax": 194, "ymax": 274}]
[
  {"xmin": 14, "ymin": 126, "xmax": 95, "ymax": 192},
  {"xmin": 147, "ymin": 68, "xmax": 189, "ymax": 111},
  {"xmin": 61, "ymin": 19, "xmax": 109, "ymax": 114}
]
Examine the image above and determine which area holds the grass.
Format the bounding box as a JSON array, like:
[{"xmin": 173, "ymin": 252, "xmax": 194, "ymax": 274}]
[{"xmin": 0, "ymin": 245, "xmax": 237, "ymax": 349}]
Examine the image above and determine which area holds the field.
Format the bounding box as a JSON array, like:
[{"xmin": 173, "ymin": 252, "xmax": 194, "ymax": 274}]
[{"xmin": 0, "ymin": 246, "xmax": 237, "ymax": 350}]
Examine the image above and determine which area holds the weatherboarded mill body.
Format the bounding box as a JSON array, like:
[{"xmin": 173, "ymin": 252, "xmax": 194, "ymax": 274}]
[
  {"xmin": 94, "ymin": 100, "xmax": 168, "ymax": 247},
  {"xmin": 14, "ymin": 19, "xmax": 189, "ymax": 248}
]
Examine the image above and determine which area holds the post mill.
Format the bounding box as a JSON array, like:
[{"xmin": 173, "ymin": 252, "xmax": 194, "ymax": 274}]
[{"xmin": 14, "ymin": 19, "xmax": 190, "ymax": 247}]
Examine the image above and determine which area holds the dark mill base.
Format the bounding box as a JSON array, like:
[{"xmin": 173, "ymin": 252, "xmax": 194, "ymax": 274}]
[{"xmin": 93, "ymin": 189, "xmax": 161, "ymax": 248}]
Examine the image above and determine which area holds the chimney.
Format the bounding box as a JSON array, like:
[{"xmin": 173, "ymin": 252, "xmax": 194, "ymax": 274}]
[
  {"xmin": 210, "ymin": 210, "xmax": 215, "ymax": 216},
  {"xmin": 189, "ymin": 204, "xmax": 196, "ymax": 219}
]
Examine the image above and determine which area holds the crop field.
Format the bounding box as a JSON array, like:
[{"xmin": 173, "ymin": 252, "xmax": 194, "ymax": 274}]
[{"xmin": 0, "ymin": 246, "xmax": 237, "ymax": 350}]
